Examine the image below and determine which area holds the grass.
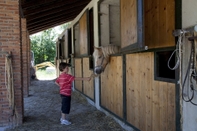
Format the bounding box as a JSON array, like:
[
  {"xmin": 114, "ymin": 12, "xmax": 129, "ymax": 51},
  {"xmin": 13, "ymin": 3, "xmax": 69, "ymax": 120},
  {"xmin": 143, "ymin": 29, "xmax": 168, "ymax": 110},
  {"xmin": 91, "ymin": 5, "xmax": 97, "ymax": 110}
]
[{"xmin": 36, "ymin": 68, "xmax": 57, "ymax": 80}]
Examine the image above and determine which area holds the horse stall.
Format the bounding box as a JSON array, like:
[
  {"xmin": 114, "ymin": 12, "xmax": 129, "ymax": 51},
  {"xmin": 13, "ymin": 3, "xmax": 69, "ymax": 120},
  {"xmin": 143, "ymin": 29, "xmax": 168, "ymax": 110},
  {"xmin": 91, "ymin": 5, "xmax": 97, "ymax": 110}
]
[
  {"xmin": 55, "ymin": 28, "xmax": 72, "ymax": 76},
  {"xmin": 72, "ymin": 8, "xmax": 95, "ymax": 100},
  {"xmin": 96, "ymin": 0, "xmax": 177, "ymax": 130},
  {"xmin": 55, "ymin": 0, "xmax": 181, "ymax": 130}
]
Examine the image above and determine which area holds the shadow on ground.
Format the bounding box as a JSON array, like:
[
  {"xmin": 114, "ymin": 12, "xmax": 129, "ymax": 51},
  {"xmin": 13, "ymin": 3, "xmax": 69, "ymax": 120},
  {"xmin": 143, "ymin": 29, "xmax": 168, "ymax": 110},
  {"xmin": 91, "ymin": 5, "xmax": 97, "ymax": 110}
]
[{"xmin": 6, "ymin": 80, "xmax": 125, "ymax": 131}]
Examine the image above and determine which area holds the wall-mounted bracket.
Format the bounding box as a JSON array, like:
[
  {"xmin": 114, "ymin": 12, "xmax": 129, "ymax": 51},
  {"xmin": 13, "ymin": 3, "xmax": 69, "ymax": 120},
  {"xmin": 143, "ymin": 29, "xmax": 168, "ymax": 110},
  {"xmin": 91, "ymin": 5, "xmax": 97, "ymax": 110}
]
[{"xmin": 0, "ymin": 51, "xmax": 12, "ymax": 58}]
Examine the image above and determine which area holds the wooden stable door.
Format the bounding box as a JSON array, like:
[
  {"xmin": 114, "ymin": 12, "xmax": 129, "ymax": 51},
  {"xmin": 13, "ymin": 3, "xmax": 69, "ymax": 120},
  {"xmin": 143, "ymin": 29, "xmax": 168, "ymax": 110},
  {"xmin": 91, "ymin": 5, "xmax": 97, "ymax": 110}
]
[{"xmin": 126, "ymin": 52, "xmax": 176, "ymax": 131}]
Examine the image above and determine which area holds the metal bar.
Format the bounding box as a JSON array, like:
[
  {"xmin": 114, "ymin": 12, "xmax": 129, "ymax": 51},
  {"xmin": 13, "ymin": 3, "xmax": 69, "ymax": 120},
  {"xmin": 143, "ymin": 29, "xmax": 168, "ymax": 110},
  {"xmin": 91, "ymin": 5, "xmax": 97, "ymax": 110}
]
[
  {"xmin": 173, "ymin": 29, "xmax": 189, "ymax": 37},
  {"xmin": 188, "ymin": 36, "xmax": 197, "ymax": 41},
  {"xmin": 173, "ymin": 25, "xmax": 197, "ymax": 37}
]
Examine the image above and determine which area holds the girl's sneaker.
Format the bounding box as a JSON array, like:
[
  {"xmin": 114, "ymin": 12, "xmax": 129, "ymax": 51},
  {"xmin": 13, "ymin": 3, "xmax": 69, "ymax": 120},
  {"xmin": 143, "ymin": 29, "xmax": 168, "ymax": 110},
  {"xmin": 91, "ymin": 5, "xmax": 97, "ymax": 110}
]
[{"xmin": 61, "ymin": 119, "xmax": 71, "ymax": 125}]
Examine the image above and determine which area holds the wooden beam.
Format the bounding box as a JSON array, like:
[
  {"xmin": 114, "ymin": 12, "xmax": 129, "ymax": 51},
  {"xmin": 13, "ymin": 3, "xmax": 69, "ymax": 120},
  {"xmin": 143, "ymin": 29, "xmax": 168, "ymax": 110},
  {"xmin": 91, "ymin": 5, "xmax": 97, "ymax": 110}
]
[
  {"xmin": 21, "ymin": 0, "xmax": 91, "ymax": 35},
  {"xmin": 26, "ymin": 3, "xmax": 87, "ymax": 22},
  {"xmin": 27, "ymin": 7, "xmax": 83, "ymax": 26},
  {"xmin": 23, "ymin": 0, "xmax": 90, "ymax": 16},
  {"xmin": 28, "ymin": 17, "xmax": 75, "ymax": 31},
  {"xmin": 29, "ymin": 20, "xmax": 72, "ymax": 35},
  {"xmin": 22, "ymin": 0, "xmax": 57, "ymax": 9},
  {"xmin": 20, "ymin": 0, "xmax": 26, "ymax": 5},
  {"xmin": 27, "ymin": 15, "xmax": 76, "ymax": 31}
]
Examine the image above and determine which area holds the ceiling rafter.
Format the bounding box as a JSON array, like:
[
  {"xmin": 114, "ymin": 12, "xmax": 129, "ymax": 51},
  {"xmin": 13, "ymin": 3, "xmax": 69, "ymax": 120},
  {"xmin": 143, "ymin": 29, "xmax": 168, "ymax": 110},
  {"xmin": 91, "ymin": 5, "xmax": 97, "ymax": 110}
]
[
  {"xmin": 28, "ymin": 17, "xmax": 74, "ymax": 31},
  {"xmin": 27, "ymin": 8, "xmax": 83, "ymax": 27},
  {"xmin": 20, "ymin": 0, "xmax": 91, "ymax": 34},
  {"xmin": 29, "ymin": 20, "xmax": 71, "ymax": 35},
  {"xmin": 27, "ymin": 13, "xmax": 78, "ymax": 30},
  {"xmin": 26, "ymin": 2, "xmax": 87, "ymax": 22},
  {"xmin": 21, "ymin": 0, "xmax": 57, "ymax": 9},
  {"xmin": 23, "ymin": 0, "xmax": 89, "ymax": 16}
]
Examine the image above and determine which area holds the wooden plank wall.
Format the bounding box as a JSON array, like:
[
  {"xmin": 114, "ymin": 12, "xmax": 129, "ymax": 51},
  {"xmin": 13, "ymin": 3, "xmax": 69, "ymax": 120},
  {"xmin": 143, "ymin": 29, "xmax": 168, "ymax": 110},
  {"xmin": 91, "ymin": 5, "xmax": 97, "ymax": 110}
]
[
  {"xmin": 83, "ymin": 57, "xmax": 94, "ymax": 100},
  {"xmin": 109, "ymin": 4, "xmax": 120, "ymax": 45},
  {"xmin": 79, "ymin": 11, "xmax": 88, "ymax": 55},
  {"xmin": 101, "ymin": 56, "xmax": 123, "ymax": 118},
  {"xmin": 74, "ymin": 23, "xmax": 80, "ymax": 57},
  {"xmin": 126, "ymin": 52, "xmax": 175, "ymax": 131},
  {"xmin": 63, "ymin": 30, "xmax": 68, "ymax": 58},
  {"xmin": 121, "ymin": 0, "xmax": 137, "ymax": 48},
  {"xmin": 99, "ymin": 3, "xmax": 110, "ymax": 46},
  {"xmin": 144, "ymin": 0, "xmax": 175, "ymax": 49},
  {"xmin": 74, "ymin": 58, "xmax": 83, "ymax": 92},
  {"xmin": 55, "ymin": 59, "xmax": 60, "ymax": 77}
]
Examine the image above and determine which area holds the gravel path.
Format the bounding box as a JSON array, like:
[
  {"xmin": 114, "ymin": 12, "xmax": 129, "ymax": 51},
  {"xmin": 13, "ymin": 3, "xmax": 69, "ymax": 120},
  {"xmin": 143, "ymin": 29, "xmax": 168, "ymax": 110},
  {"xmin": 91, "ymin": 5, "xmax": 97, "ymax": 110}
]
[{"xmin": 6, "ymin": 80, "xmax": 125, "ymax": 131}]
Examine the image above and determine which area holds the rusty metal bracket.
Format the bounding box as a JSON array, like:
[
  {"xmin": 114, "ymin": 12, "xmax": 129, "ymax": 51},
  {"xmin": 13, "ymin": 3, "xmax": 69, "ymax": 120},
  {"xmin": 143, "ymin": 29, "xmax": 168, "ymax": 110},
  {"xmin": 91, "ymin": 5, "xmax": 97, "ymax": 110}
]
[
  {"xmin": 173, "ymin": 29, "xmax": 189, "ymax": 37},
  {"xmin": 173, "ymin": 25, "xmax": 197, "ymax": 37},
  {"xmin": 0, "ymin": 51, "xmax": 12, "ymax": 58}
]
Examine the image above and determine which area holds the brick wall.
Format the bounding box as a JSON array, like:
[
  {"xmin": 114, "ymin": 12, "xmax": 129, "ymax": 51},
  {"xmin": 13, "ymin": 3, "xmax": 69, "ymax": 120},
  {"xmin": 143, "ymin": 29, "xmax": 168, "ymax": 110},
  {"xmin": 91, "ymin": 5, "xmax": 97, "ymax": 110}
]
[{"xmin": 0, "ymin": 0, "xmax": 23, "ymax": 127}]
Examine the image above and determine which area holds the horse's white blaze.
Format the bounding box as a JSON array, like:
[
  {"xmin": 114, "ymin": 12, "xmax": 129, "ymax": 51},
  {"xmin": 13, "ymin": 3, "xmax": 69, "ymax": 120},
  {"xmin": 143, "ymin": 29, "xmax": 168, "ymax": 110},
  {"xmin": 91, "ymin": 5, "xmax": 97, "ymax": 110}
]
[{"xmin": 93, "ymin": 49, "xmax": 99, "ymax": 67}]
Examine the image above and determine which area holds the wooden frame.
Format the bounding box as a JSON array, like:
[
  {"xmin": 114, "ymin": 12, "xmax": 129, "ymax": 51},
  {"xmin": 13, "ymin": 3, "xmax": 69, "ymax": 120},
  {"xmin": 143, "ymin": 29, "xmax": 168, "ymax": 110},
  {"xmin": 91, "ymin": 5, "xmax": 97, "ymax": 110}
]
[
  {"xmin": 58, "ymin": 37, "xmax": 64, "ymax": 60},
  {"xmin": 87, "ymin": 8, "xmax": 94, "ymax": 70},
  {"xmin": 120, "ymin": 0, "xmax": 144, "ymax": 53},
  {"xmin": 98, "ymin": 0, "xmax": 121, "ymax": 47},
  {"xmin": 73, "ymin": 22, "xmax": 80, "ymax": 57},
  {"xmin": 175, "ymin": 0, "xmax": 182, "ymax": 131},
  {"xmin": 73, "ymin": 9, "xmax": 92, "ymax": 58},
  {"xmin": 63, "ymin": 28, "xmax": 72, "ymax": 60},
  {"xmin": 98, "ymin": 0, "xmax": 144, "ymax": 53},
  {"xmin": 79, "ymin": 9, "xmax": 89, "ymax": 56}
]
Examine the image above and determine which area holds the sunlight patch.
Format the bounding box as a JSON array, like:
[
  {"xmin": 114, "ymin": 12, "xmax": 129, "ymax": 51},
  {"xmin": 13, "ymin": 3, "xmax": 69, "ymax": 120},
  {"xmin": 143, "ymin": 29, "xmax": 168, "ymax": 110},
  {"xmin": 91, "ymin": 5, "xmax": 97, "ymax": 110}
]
[{"xmin": 36, "ymin": 68, "xmax": 57, "ymax": 80}]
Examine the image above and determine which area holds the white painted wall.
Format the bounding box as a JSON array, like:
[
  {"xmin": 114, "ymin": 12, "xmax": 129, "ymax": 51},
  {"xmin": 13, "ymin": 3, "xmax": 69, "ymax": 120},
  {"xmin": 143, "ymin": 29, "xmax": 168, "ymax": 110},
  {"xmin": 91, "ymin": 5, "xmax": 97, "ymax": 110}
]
[
  {"xmin": 182, "ymin": 1, "xmax": 197, "ymax": 131},
  {"xmin": 92, "ymin": 0, "xmax": 101, "ymax": 110},
  {"xmin": 182, "ymin": 0, "xmax": 197, "ymax": 28}
]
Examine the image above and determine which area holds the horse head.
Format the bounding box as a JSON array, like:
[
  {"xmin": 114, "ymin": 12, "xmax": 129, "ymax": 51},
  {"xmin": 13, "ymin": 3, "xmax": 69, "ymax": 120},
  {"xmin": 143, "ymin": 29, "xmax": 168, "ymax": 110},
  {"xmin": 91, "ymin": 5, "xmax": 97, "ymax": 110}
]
[
  {"xmin": 93, "ymin": 46, "xmax": 109, "ymax": 75},
  {"xmin": 93, "ymin": 45, "xmax": 120, "ymax": 75}
]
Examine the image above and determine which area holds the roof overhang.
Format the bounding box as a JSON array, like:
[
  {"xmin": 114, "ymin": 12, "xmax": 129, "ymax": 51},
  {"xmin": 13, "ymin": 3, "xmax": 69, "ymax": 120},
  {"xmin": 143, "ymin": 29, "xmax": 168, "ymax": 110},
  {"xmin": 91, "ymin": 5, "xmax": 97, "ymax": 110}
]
[{"xmin": 20, "ymin": 0, "xmax": 91, "ymax": 35}]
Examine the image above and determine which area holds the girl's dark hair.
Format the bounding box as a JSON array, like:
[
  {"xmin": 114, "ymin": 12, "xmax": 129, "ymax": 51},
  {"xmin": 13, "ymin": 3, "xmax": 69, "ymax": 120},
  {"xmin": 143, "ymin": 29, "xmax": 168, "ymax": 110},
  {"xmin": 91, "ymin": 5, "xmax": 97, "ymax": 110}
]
[{"xmin": 59, "ymin": 62, "xmax": 71, "ymax": 71}]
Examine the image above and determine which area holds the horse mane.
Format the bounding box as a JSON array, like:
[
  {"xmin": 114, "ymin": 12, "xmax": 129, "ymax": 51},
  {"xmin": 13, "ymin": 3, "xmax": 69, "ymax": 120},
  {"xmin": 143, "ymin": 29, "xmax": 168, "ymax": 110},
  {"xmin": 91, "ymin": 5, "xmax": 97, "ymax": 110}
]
[{"xmin": 101, "ymin": 45, "xmax": 120, "ymax": 57}]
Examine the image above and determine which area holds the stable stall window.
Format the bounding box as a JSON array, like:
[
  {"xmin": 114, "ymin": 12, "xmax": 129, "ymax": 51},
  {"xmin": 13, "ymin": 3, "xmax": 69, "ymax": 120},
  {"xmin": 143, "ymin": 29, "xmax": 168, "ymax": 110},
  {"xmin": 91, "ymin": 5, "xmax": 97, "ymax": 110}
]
[
  {"xmin": 155, "ymin": 50, "xmax": 175, "ymax": 82},
  {"xmin": 98, "ymin": 0, "xmax": 144, "ymax": 52},
  {"xmin": 74, "ymin": 9, "xmax": 94, "ymax": 70},
  {"xmin": 63, "ymin": 29, "xmax": 72, "ymax": 59},
  {"xmin": 98, "ymin": 0, "xmax": 120, "ymax": 47}
]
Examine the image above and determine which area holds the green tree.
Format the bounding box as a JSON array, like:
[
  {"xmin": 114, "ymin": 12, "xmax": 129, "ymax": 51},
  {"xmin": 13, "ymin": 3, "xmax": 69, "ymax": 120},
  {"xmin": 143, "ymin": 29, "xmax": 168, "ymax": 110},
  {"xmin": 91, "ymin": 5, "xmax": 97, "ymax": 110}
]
[
  {"xmin": 31, "ymin": 29, "xmax": 56, "ymax": 64},
  {"xmin": 30, "ymin": 23, "xmax": 70, "ymax": 65}
]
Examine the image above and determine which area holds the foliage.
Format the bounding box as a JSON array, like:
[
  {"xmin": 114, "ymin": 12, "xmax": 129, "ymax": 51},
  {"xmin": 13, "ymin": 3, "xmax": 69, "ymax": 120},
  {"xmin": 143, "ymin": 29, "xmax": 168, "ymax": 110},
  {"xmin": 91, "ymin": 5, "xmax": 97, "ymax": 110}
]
[
  {"xmin": 59, "ymin": 22, "xmax": 71, "ymax": 30},
  {"xmin": 31, "ymin": 29, "xmax": 56, "ymax": 64},
  {"xmin": 30, "ymin": 23, "xmax": 70, "ymax": 65}
]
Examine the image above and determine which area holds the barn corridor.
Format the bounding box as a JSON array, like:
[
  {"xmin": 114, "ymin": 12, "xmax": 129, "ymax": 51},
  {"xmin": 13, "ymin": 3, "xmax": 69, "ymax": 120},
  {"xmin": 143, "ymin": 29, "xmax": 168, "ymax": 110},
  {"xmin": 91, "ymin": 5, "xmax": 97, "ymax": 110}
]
[{"xmin": 6, "ymin": 80, "xmax": 125, "ymax": 131}]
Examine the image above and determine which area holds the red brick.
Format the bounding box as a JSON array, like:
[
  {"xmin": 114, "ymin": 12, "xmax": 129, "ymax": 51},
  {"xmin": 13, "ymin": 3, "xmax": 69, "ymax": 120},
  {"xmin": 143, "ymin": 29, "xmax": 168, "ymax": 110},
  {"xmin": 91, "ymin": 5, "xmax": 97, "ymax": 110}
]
[{"xmin": 0, "ymin": 0, "xmax": 23, "ymax": 126}]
